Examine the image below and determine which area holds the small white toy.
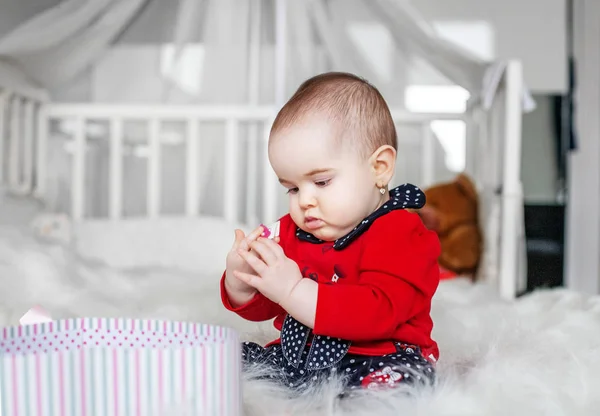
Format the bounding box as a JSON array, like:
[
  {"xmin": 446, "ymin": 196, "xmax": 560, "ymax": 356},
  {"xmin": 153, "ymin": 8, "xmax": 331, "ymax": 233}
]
[
  {"xmin": 19, "ymin": 305, "xmax": 53, "ymax": 325},
  {"xmin": 260, "ymin": 221, "xmax": 280, "ymax": 240}
]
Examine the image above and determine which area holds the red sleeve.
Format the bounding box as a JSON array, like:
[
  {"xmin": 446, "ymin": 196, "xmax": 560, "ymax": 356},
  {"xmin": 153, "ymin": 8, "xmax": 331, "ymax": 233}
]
[
  {"xmin": 220, "ymin": 273, "xmax": 284, "ymax": 321},
  {"xmin": 313, "ymin": 210, "xmax": 440, "ymax": 342},
  {"xmin": 219, "ymin": 214, "xmax": 294, "ymax": 322}
]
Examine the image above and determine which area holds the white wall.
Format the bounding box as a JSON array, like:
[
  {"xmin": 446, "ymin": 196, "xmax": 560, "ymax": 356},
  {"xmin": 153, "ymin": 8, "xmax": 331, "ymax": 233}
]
[
  {"xmin": 414, "ymin": 0, "xmax": 567, "ymax": 94},
  {"xmin": 521, "ymin": 95, "xmax": 559, "ymax": 203},
  {"xmin": 407, "ymin": 0, "xmax": 567, "ymax": 202},
  {"xmin": 565, "ymin": 0, "xmax": 600, "ymax": 295}
]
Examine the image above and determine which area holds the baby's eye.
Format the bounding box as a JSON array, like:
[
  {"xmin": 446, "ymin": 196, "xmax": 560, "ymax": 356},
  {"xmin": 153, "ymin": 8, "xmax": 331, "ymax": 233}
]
[
  {"xmin": 315, "ymin": 179, "xmax": 331, "ymax": 187},
  {"xmin": 286, "ymin": 187, "xmax": 299, "ymax": 195}
]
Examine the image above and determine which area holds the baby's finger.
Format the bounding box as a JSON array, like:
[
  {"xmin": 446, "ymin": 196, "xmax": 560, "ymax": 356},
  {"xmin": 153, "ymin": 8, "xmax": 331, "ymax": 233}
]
[
  {"xmin": 243, "ymin": 225, "xmax": 266, "ymax": 247},
  {"xmin": 232, "ymin": 229, "xmax": 246, "ymax": 249},
  {"xmin": 257, "ymin": 237, "xmax": 285, "ymax": 258},
  {"xmin": 237, "ymin": 248, "xmax": 267, "ymax": 275},
  {"xmin": 239, "ymin": 226, "xmax": 263, "ymax": 250},
  {"xmin": 249, "ymin": 238, "xmax": 279, "ymax": 265},
  {"xmin": 233, "ymin": 270, "xmax": 263, "ymax": 291}
]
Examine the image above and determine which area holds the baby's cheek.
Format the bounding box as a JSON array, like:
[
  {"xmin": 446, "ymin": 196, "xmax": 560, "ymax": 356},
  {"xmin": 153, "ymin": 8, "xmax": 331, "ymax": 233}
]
[
  {"xmin": 289, "ymin": 206, "xmax": 304, "ymax": 226},
  {"xmin": 329, "ymin": 198, "xmax": 356, "ymax": 223}
]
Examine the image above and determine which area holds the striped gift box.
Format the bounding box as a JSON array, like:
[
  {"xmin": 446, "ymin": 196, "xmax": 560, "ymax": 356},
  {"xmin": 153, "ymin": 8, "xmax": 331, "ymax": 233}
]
[{"xmin": 0, "ymin": 318, "xmax": 241, "ymax": 416}]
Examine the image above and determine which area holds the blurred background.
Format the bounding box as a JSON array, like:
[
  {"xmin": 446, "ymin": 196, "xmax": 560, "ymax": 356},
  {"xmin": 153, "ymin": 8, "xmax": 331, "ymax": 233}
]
[
  {"xmin": 4, "ymin": 4, "xmax": 600, "ymax": 414},
  {"xmin": 1, "ymin": 0, "xmax": 597, "ymax": 296}
]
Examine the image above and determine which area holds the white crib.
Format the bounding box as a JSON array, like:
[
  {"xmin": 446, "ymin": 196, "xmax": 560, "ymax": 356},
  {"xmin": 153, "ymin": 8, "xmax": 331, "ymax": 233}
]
[{"xmin": 0, "ymin": 60, "xmax": 525, "ymax": 301}]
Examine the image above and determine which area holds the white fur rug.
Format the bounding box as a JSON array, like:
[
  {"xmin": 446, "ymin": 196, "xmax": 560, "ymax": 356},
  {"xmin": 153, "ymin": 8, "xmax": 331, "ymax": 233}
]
[{"xmin": 2, "ymin": 218, "xmax": 600, "ymax": 415}]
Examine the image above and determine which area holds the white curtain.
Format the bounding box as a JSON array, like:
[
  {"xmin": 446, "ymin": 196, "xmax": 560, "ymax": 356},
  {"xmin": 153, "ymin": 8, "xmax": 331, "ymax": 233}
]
[
  {"xmin": 0, "ymin": 59, "xmax": 47, "ymax": 100},
  {"xmin": 366, "ymin": 0, "xmax": 535, "ymax": 111},
  {"xmin": 0, "ymin": 0, "xmax": 533, "ymax": 220},
  {"xmin": 0, "ymin": 0, "xmax": 149, "ymax": 90},
  {"xmin": 367, "ymin": 0, "xmax": 487, "ymax": 94},
  {"xmin": 0, "ymin": 0, "xmax": 534, "ymax": 108}
]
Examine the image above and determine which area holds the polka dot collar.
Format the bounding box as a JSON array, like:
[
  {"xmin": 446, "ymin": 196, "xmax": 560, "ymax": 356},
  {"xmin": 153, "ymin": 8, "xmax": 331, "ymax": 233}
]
[{"xmin": 295, "ymin": 183, "xmax": 425, "ymax": 250}]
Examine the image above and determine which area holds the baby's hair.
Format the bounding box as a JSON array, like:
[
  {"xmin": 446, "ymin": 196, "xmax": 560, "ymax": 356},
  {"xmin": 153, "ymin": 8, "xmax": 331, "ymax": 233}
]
[{"xmin": 270, "ymin": 72, "xmax": 397, "ymax": 158}]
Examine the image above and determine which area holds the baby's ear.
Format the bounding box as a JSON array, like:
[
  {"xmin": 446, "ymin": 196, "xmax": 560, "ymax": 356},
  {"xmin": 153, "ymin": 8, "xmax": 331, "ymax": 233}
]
[{"xmin": 370, "ymin": 145, "xmax": 396, "ymax": 185}]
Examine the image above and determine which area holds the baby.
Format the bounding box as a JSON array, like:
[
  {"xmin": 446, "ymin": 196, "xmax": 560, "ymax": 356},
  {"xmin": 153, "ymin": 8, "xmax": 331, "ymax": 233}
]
[{"xmin": 220, "ymin": 72, "xmax": 441, "ymax": 391}]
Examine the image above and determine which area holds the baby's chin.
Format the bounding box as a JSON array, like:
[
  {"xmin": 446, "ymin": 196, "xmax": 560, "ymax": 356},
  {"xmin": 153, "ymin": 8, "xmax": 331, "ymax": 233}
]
[{"xmin": 296, "ymin": 224, "xmax": 344, "ymax": 242}]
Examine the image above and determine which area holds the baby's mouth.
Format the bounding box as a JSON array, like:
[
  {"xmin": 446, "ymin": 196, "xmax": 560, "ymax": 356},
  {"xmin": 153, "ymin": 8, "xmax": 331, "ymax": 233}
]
[{"xmin": 304, "ymin": 216, "xmax": 324, "ymax": 230}]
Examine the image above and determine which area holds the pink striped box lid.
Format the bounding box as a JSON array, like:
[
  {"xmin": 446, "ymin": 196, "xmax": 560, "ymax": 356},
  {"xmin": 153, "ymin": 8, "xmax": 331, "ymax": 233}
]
[{"xmin": 0, "ymin": 317, "xmax": 242, "ymax": 416}]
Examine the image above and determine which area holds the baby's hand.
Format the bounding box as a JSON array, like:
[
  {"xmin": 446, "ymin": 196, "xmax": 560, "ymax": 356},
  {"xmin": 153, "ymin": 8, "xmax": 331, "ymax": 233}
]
[
  {"xmin": 233, "ymin": 237, "xmax": 302, "ymax": 305},
  {"xmin": 224, "ymin": 226, "xmax": 265, "ymax": 305}
]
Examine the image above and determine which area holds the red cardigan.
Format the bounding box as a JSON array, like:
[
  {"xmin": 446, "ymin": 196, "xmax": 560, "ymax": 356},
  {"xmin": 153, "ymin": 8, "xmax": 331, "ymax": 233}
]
[{"xmin": 220, "ymin": 210, "xmax": 441, "ymax": 361}]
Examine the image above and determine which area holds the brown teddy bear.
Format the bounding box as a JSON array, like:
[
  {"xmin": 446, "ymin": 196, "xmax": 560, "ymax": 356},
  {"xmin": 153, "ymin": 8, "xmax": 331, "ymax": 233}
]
[{"xmin": 417, "ymin": 173, "xmax": 483, "ymax": 280}]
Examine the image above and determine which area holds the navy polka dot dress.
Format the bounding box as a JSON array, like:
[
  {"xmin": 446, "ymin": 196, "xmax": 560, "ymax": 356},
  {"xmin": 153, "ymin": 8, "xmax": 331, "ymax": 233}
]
[
  {"xmin": 240, "ymin": 184, "xmax": 435, "ymax": 391},
  {"xmin": 242, "ymin": 340, "xmax": 435, "ymax": 391}
]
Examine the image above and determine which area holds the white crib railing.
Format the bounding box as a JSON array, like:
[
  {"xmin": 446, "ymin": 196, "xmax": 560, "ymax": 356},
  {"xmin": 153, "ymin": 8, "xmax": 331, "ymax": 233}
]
[
  {"xmin": 465, "ymin": 60, "xmax": 527, "ymax": 300},
  {"xmin": 34, "ymin": 104, "xmax": 465, "ymax": 224},
  {"xmin": 0, "ymin": 58, "xmax": 527, "ymax": 304},
  {"xmin": 0, "ymin": 88, "xmax": 46, "ymax": 196},
  {"xmin": 41, "ymin": 105, "xmax": 279, "ymax": 223}
]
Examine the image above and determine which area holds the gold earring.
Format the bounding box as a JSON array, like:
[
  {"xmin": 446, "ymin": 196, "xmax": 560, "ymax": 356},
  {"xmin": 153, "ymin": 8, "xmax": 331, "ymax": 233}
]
[{"xmin": 378, "ymin": 184, "xmax": 386, "ymax": 195}]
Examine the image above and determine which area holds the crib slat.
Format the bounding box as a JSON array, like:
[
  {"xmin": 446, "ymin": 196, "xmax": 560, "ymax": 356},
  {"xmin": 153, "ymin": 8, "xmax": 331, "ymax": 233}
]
[
  {"xmin": 464, "ymin": 106, "xmax": 476, "ymax": 179},
  {"xmin": 262, "ymin": 119, "xmax": 278, "ymax": 223},
  {"xmin": 147, "ymin": 119, "xmax": 161, "ymax": 218},
  {"xmin": 499, "ymin": 61, "xmax": 525, "ymax": 300},
  {"xmin": 421, "ymin": 123, "xmax": 435, "ymax": 188},
  {"xmin": 33, "ymin": 105, "xmax": 48, "ymax": 198},
  {"xmin": 109, "ymin": 118, "xmax": 123, "ymax": 219},
  {"xmin": 185, "ymin": 118, "xmax": 200, "ymax": 217},
  {"xmin": 274, "ymin": 0, "xmax": 288, "ymax": 105},
  {"xmin": 8, "ymin": 97, "xmax": 21, "ymax": 190},
  {"xmin": 224, "ymin": 119, "xmax": 239, "ymax": 223},
  {"xmin": 246, "ymin": 123, "xmax": 259, "ymax": 225},
  {"xmin": 245, "ymin": 0, "xmax": 261, "ymax": 225},
  {"xmin": 22, "ymin": 100, "xmax": 35, "ymax": 192},
  {"xmin": 248, "ymin": 0, "xmax": 261, "ymax": 106},
  {"xmin": 0, "ymin": 92, "xmax": 5, "ymax": 184},
  {"xmin": 71, "ymin": 117, "xmax": 86, "ymax": 220}
]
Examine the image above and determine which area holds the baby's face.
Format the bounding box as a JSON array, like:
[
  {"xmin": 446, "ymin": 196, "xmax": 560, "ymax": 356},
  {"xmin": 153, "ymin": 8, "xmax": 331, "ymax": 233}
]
[{"xmin": 269, "ymin": 117, "xmax": 384, "ymax": 241}]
